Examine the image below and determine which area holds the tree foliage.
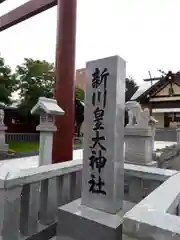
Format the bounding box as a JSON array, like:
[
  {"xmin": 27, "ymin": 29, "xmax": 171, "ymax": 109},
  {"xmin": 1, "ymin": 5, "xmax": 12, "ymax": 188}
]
[
  {"xmin": 125, "ymin": 76, "xmax": 138, "ymax": 102},
  {"xmin": 0, "ymin": 56, "xmax": 16, "ymax": 104},
  {"xmin": 75, "ymin": 87, "xmax": 84, "ymax": 101},
  {"xmin": 15, "ymin": 58, "xmax": 55, "ymax": 117},
  {"xmin": 6, "ymin": 56, "xmax": 137, "ymax": 131},
  {"xmin": 15, "ymin": 58, "xmax": 85, "ymax": 130}
]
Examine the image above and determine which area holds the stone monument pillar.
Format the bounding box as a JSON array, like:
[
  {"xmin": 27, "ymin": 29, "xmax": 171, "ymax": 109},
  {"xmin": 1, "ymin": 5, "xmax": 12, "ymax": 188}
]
[
  {"xmin": 57, "ymin": 56, "xmax": 126, "ymax": 240},
  {"xmin": 31, "ymin": 97, "xmax": 64, "ymax": 166},
  {"xmin": 0, "ymin": 109, "xmax": 8, "ymax": 158},
  {"xmin": 125, "ymin": 101, "xmax": 156, "ymax": 166}
]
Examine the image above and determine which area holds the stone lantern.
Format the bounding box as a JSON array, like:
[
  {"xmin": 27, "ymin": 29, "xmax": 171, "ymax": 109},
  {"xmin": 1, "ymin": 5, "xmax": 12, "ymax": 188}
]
[{"xmin": 31, "ymin": 97, "xmax": 64, "ymax": 166}]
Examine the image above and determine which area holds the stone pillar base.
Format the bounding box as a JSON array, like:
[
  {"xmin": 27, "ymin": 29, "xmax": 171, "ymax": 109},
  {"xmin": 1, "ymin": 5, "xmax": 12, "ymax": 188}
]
[
  {"xmin": 57, "ymin": 199, "xmax": 123, "ymax": 240},
  {"xmin": 125, "ymin": 127, "xmax": 154, "ymax": 165}
]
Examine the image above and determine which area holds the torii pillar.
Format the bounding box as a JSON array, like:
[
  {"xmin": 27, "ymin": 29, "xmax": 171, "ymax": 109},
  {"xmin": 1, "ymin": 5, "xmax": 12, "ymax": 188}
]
[
  {"xmin": 52, "ymin": 0, "xmax": 77, "ymax": 163},
  {"xmin": 0, "ymin": 0, "xmax": 77, "ymax": 163}
]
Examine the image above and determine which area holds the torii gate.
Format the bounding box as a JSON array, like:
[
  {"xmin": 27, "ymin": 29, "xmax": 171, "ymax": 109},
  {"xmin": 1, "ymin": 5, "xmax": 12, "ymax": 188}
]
[{"xmin": 0, "ymin": 0, "xmax": 77, "ymax": 163}]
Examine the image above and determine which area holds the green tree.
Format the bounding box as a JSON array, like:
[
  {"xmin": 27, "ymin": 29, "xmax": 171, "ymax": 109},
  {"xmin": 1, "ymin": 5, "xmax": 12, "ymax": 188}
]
[
  {"xmin": 15, "ymin": 58, "xmax": 55, "ymax": 117},
  {"xmin": 0, "ymin": 56, "xmax": 16, "ymax": 104},
  {"xmin": 15, "ymin": 58, "xmax": 85, "ymax": 133},
  {"xmin": 75, "ymin": 87, "xmax": 84, "ymax": 101},
  {"xmin": 125, "ymin": 76, "xmax": 138, "ymax": 102}
]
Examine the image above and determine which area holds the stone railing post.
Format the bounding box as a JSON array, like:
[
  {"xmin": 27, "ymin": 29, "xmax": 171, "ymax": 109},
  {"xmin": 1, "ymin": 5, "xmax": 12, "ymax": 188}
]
[
  {"xmin": 0, "ymin": 185, "xmax": 22, "ymax": 240},
  {"xmin": 20, "ymin": 182, "xmax": 40, "ymax": 236},
  {"xmin": 176, "ymin": 123, "xmax": 180, "ymax": 144}
]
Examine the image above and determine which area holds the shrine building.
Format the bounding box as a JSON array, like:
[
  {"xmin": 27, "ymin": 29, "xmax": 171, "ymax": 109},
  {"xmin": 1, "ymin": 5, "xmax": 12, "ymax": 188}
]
[{"xmin": 131, "ymin": 71, "xmax": 180, "ymax": 128}]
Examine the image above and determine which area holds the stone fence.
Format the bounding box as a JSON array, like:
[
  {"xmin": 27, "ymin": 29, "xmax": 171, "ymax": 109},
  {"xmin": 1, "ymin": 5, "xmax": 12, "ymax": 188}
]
[
  {"xmin": 0, "ymin": 159, "xmax": 82, "ymax": 240},
  {"xmin": 5, "ymin": 133, "xmax": 83, "ymax": 145},
  {"xmin": 0, "ymin": 158, "xmax": 177, "ymax": 239},
  {"xmin": 124, "ymin": 171, "xmax": 180, "ymax": 239},
  {"xmin": 5, "ymin": 133, "xmax": 39, "ymax": 142},
  {"xmin": 124, "ymin": 163, "xmax": 177, "ymax": 203}
]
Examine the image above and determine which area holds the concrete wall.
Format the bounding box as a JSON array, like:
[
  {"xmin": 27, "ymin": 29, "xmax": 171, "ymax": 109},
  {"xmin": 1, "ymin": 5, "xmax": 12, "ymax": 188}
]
[{"xmin": 152, "ymin": 113, "xmax": 164, "ymax": 128}]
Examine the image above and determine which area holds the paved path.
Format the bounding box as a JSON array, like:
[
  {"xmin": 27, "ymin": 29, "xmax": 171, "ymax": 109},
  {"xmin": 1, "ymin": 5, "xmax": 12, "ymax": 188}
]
[
  {"xmin": 0, "ymin": 149, "xmax": 83, "ymax": 178},
  {"xmin": 0, "ymin": 141, "xmax": 176, "ymax": 178}
]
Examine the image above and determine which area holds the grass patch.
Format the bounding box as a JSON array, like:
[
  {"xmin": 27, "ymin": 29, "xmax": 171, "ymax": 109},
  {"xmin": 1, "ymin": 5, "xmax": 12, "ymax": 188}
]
[
  {"xmin": 8, "ymin": 141, "xmax": 39, "ymax": 153},
  {"xmin": 8, "ymin": 141, "xmax": 82, "ymax": 153}
]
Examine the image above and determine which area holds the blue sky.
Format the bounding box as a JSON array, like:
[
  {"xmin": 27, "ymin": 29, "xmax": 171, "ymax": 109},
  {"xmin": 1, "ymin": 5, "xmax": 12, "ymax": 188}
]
[{"xmin": 1, "ymin": 0, "xmax": 180, "ymax": 84}]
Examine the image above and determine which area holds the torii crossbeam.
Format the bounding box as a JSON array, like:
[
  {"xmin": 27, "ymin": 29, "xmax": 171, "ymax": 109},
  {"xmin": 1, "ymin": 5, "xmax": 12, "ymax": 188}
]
[
  {"xmin": 0, "ymin": 0, "xmax": 77, "ymax": 163},
  {"xmin": 0, "ymin": 0, "xmax": 57, "ymax": 31}
]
